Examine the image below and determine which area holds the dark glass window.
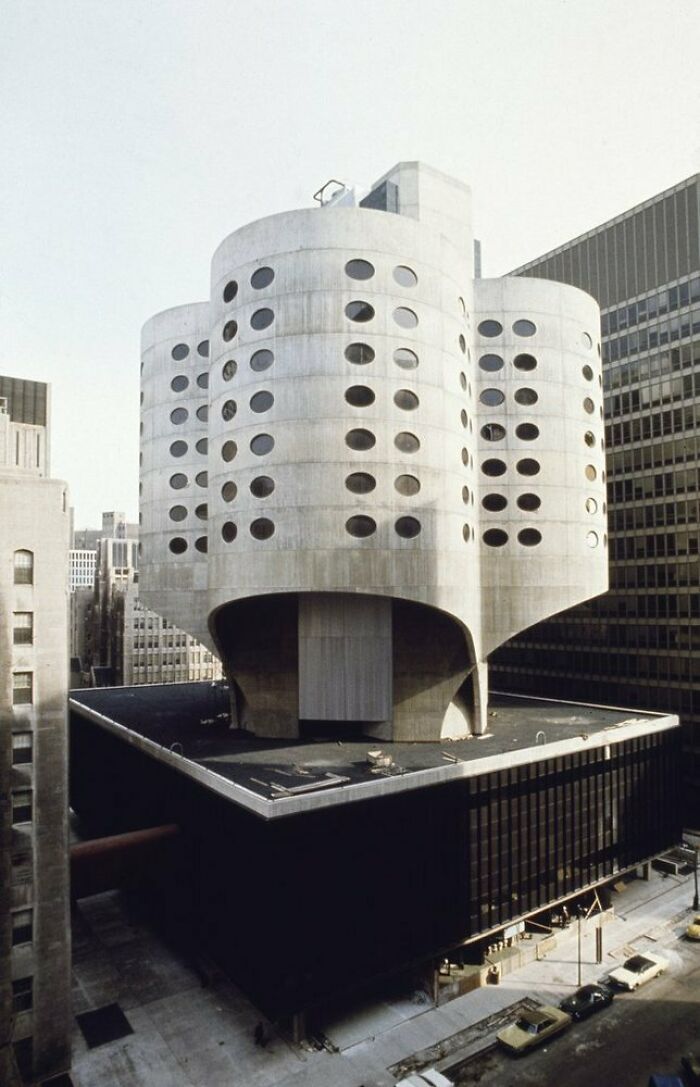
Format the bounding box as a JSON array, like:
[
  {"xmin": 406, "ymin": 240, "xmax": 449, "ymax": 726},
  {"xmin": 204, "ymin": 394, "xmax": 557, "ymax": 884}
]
[
  {"xmin": 222, "ymin": 522, "xmax": 237, "ymax": 542},
  {"xmin": 221, "ymin": 440, "xmax": 237, "ymax": 462},
  {"xmin": 196, "ymin": 372, "xmax": 209, "ymax": 389},
  {"xmin": 394, "ymin": 348, "xmax": 418, "ymax": 369},
  {"xmin": 345, "ymin": 259, "xmax": 374, "ymax": 280},
  {"xmin": 515, "ymin": 423, "xmax": 539, "ymax": 441},
  {"xmin": 514, "ymin": 387, "xmax": 538, "ymax": 405},
  {"xmin": 171, "ymin": 343, "xmax": 189, "ymax": 361},
  {"xmin": 483, "ymin": 529, "xmax": 508, "ymax": 546},
  {"xmin": 478, "ymin": 320, "xmax": 502, "ymax": 337},
  {"xmin": 517, "ymin": 493, "xmax": 541, "ymax": 511},
  {"xmin": 345, "ymin": 301, "xmax": 375, "ymax": 323},
  {"xmin": 170, "ymin": 407, "xmax": 188, "ymax": 425},
  {"xmin": 223, "ymin": 320, "xmax": 238, "ymax": 342},
  {"xmin": 169, "ymin": 538, "xmax": 187, "ymax": 554},
  {"xmin": 222, "ymin": 360, "xmax": 237, "ymax": 381},
  {"xmin": 250, "ymin": 518, "xmax": 275, "ymax": 540},
  {"xmin": 195, "ymin": 503, "xmax": 208, "ymax": 519},
  {"xmin": 481, "ymin": 459, "xmax": 507, "ymax": 476},
  {"xmin": 518, "ymin": 528, "xmax": 542, "ymax": 546},
  {"xmin": 223, "ymin": 280, "xmax": 238, "ymax": 303},
  {"xmin": 250, "ymin": 391, "xmax": 274, "ymax": 413},
  {"xmin": 513, "ymin": 354, "xmax": 537, "ymax": 372},
  {"xmin": 250, "ymin": 349, "xmax": 274, "ymax": 371},
  {"xmin": 394, "ymin": 474, "xmax": 420, "ymax": 496},
  {"xmin": 169, "ymin": 473, "xmax": 188, "ymax": 489},
  {"xmin": 250, "ymin": 433, "xmax": 274, "ymax": 455},
  {"xmin": 346, "ymin": 428, "xmax": 376, "ymax": 450},
  {"xmin": 394, "ymin": 389, "xmax": 419, "ymax": 410},
  {"xmin": 170, "ymin": 440, "xmax": 188, "ymax": 457},
  {"xmin": 171, "ymin": 375, "xmax": 189, "ymax": 392},
  {"xmin": 346, "ymin": 472, "xmax": 376, "ymax": 494},
  {"xmin": 222, "ymin": 400, "xmax": 237, "ymax": 421},
  {"xmin": 197, "ymin": 340, "xmax": 210, "ymax": 358},
  {"xmin": 479, "ymin": 354, "xmax": 504, "ymax": 372},
  {"xmin": 196, "ymin": 405, "xmax": 208, "ymax": 421},
  {"xmin": 395, "ymin": 516, "xmax": 421, "ymax": 538},
  {"xmin": 222, "ymin": 481, "xmax": 237, "ymax": 502},
  {"xmin": 345, "ymin": 343, "xmax": 375, "ymax": 365},
  {"xmin": 169, "ymin": 505, "xmax": 187, "ymax": 521},
  {"xmin": 251, "ymin": 267, "xmax": 275, "ymax": 289},
  {"xmin": 195, "ymin": 537, "xmax": 208, "ymax": 553},
  {"xmin": 482, "ymin": 493, "xmax": 507, "ymax": 511},
  {"xmin": 394, "ymin": 431, "xmax": 420, "ymax": 453},
  {"xmin": 345, "ymin": 386, "xmax": 375, "ymax": 407},
  {"xmin": 196, "ymin": 438, "xmax": 208, "ymax": 454},
  {"xmin": 481, "ymin": 423, "xmax": 506, "ymax": 441},
  {"xmin": 250, "ymin": 476, "xmax": 275, "ymax": 498},
  {"xmin": 195, "ymin": 471, "xmax": 208, "ymax": 488},
  {"xmin": 251, "ymin": 308, "xmax": 274, "ymax": 330},
  {"xmin": 516, "ymin": 458, "xmax": 540, "ymax": 476},
  {"xmin": 513, "ymin": 319, "xmax": 536, "ymax": 337},
  {"xmin": 346, "ymin": 515, "xmax": 376, "ymax": 538}
]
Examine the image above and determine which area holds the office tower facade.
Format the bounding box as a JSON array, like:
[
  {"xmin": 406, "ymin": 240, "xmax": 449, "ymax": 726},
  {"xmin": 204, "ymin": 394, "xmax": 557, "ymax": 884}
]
[
  {"xmin": 140, "ymin": 161, "xmax": 607, "ymax": 740},
  {"xmin": 0, "ymin": 378, "xmax": 71, "ymax": 1084},
  {"xmin": 491, "ymin": 174, "xmax": 700, "ymax": 819}
]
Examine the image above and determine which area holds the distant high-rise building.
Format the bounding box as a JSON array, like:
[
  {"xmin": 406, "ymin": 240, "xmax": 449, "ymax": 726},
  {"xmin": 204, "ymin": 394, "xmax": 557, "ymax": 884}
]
[
  {"xmin": 0, "ymin": 376, "xmax": 71, "ymax": 1085},
  {"xmin": 491, "ymin": 174, "xmax": 700, "ymax": 820}
]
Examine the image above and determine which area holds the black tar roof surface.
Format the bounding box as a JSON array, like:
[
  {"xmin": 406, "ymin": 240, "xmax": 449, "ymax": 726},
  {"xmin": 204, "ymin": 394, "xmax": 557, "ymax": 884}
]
[{"xmin": 69, "ymin": 683, "xmax": 661, "ymax": 804}]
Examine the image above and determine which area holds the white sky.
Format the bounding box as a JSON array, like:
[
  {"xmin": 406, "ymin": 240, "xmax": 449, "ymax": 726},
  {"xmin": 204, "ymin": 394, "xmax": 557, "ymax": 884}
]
[{"xmin": 1, "ymin": 0, "xmax": 698, "ymax": 527}]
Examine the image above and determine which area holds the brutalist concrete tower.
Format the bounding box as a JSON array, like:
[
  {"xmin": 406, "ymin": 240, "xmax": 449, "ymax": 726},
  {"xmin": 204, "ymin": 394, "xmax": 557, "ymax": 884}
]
[{"xmin": 140, "ymin": 163, "xmax": 607, "ymax": 740}]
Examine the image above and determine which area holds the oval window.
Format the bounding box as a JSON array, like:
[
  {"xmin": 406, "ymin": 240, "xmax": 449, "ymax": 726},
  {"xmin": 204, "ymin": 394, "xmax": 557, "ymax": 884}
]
[
  {"xmin": 393, "ymin": 265, "xmax": 417, "ymax": 288},
  {"xmin": 250, "ymin": 391, "xmax": 274, "ymax": 413},
  {"xmin": 513, "ymin": 354, "xmax": 537, "ymax": 372},
  {"xmin": 584, "ymin": 431, "xmax": 595, "ymax": 447},
  {"xmin": 393, "ymin": 307, "xmax": 418, "ymax": 329},
  {"xmin": 223, "ymin": 320, "xmax": 238, "ymax": 342},
  {"xmin": 222, "ymin": 400, "xmax": 237, "ymax": 421},
  {"xmin": 196, "ymin": 438, "xmax": 208, "ymax": 454},
  {"xmin": 196, "ymin": 405, "xmax": 208, "ymax": 422},
  {"xmin": 463, "ymin": 524, "xmax": 471, "ymax": 542},
  {"xmin": 515, "ymin": 423, "xmax": 539, "ymax": 441},
  {"xmin": 196, "ymin": 372, "xmax": 209, "ymax": 389},
  {"xmin": 582, "ymin": 364, "xmax": 594, "ymax": 381},
  {"xmin": 172, "ymin": 343, "xmax": 189, "ymax": 361},
  {"xmin": 250, "ymin": 476, "xmax": 275, "ymax": 498},
  {"xmin": 394, "ymin": 348, "xmax": 418, "ymax": 369},
  {"xmin": 195, "ymin": 536, "xmax": 208, "ymax": 553},
  {"xmin": 518, "ymin": 528, "xmax": 542, "ymax": 546},
  {"xmin": 346, "ymin": 472, "xmax": 376, "ymax": 494},
  {"xmin": 394, "ymin": 389, "xmax": 419, "ymax": 411},
  {"xmin": 345, "ymin": 515, "xmax": 376, "ymax": 538},
  {"xmin": 221, "ymin": 481, "xmax": 237, "ymax": 502},
  {"xmin": 171, "ymin": 375, "xmax": 189, "ymax": 392},
  {"xmin": 221, "ymin": 440, "xmax": 237, "ymax": 462},
  {"xmin": 478, "ymin": 320, "xmax": 502, "ymax": 337},
  {"xmin": 251, "ymin": 433, "xmax": 275, "ymax": 456},
  {"xmin": 169, "ymin": 538, "xmax": 187, "ymax": 554},
  {"xmin": 583, "ymin": 397, "xmax": 595, "ymax": 414},
  {"xmin": 481, "ymin": 459, "xmax": 507, "ymax": 476},
  {"xmin": 479, "ymin": 354, "xmax": 504, "ymax": 372},
  {"xmin": 481, "ymin": 423, "xmax": 506, "ymax": 442},
  {"xmin": 345, "ymin": 259, "xmax": 374, "ymax": 280},
  {"xmin": 395, "ymin": 516, "xmax": 421, "ymax": 539},
  {"xmin": 394, "ymin": 431, "xmax": 420, "ymax": 453},
  {"xmin": 480, "ymin": 388, "xmax": 505, "ymax": 406},
  {"xmin": 345, "ymin": 428, "xmax": 376, "ymax": 451},
  {"xmin": 222, "ymin": 522, "xmax": 237, "ymax": 542},
  {"xmin": 395, "ymin": 474, "xmax": 420, "ymax": 496},
  {"xmin": 459, "ymin": 334, "xmax": 466, "ymax": 354},
  {"xmin": 223, "ymin": 280, "xmax": 238, "ymax": 303},
  {"xmin": 514, "ymin": 388, "xmax": 538, "ymax": 405},
  {"xmin": 462, "ymin": 485, "xmax": 470, "ymax": 504},
  {"xmin": 345, "ymin": 301, "xmax": 375, "ymax": 323},
  {"xmin": 195, "ymin": 472, "xmax": 208, "ymax": 488},
  {"xmin": 169, "ymin": 473, "xmax": 188, "ymax": 489},
  {"xmin": 250, "ymin": 518, "xmax": 275, "ymax": 540},
  {"xmin": 170, "ymin": 407, "xmax": 188, "ymax": 425},
  {"xmin": 517, "ymin": 493, "xmax": 541, "ymax": 511},
  {"xmin": 513, "ymin": 319, "xmax": 536, "ymax": 337},
  {"xmin": 483, "ymin": 529, "xmax": 508, "ymax": 547},
  {"xmin": 585, "ymin": 497, "xmax": 597, "ymax": 514},
  {"xmin": 345, "ymin": 342, "xmax": 375, "ymax": 365},
  {"xmin": 460, "ymin": 372, "xmax": 467, "ymax": 390},
  {"xmin": 251, "ymin": 308, "xmax": 274, "ymax": 330},
  {"xmin": 582, "ymin": 331, "xmax": 593, "ymax": 349},
  {"xmin": 170, "ymin": 440, "xmax": 188, "ymax": 458},
  {"xmin": 517, "ymin": 458, "xmax": 540, "ymax": 476},
  {"xmin": 250, "ymin": 349, "xmax": 274, "ymax": 372},
  {"xmin": 482, "ymin": 493, "xmax": 507, "ymax": 512},
  {"xmin": 461, "ymin": 409, "xmax": 468, "ymax": 428},
  {"xmin": 197, "ymin": 340, "xmax": 209, "ymax": 358},
  {"xmin": 345, "ymin": 386, "xmax": 375, "ymax": 407},
  {"xmin": 251, "ymin": 267, "xmax": 274, "ymax": 289},
  {"xmin": 587, "ymin": 531, "xmax": 599, "ymax": 548},
  {"xmin": 195, "ymin": 503, "xmax": 207, "ymax": 520},
  {"xmin": 169, "ymin": 505, "xmax": 187, "ymax": 521},
  {"xmin": 585, "ymin": 464, "xmax": 597, "ymax": 481},
  {"xmin": 222, "ymin": 359, "xmax": 237, "ymax": 381}
]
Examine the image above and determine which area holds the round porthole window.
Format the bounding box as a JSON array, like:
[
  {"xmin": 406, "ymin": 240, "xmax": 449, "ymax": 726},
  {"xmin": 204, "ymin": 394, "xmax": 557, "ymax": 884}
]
[
  {"xmin": 394, "ymin": 348, "xmax": 418, "ymax": 369},
  {"xmin": 250, "ymin": 476, "xmax": 275, "ymax": 498},
  {"xmin": 393, "ymin": 307, "xmax": 418, "ymax": 329},
  {"xmin": 346, "ymin": 472, "xmax": 376, "ymax": 494},
  {"xmin": 459, "ymin": 334, "xmax": 467, "ymax": 354},
  {"xmin": 481, "ymin": 459, "xmax": 507, "ymax": 476},
  {"xmin": 515, "ymin": 423, "xmax": 539, "ymax": 441},
  {"xmin": 462, "ymin": 485, "xmax": 470, "ymax": 504},
  {"xmin": 195, "ymin": 503, "xmax": 207, "ymax": 520},
  {"xmin": 222, "ymin": 360, "xmax": 237, "ymax": 381},
  {"xmin": 222, "ymin": 400, "xmax": 237, "ymax": 421},
  {"xmin": 585, "ymin": 464, "xmax": 597, "ymax": 481},
  {"xmin": 395, "ymin": 474, "xmax": 420, "ymax": 496},
  {"xmin": 516, "ymin": 458, "xmax": 540, "ymax": 476},
  {"xmin": 221, "ymin": 522, "xmax": 237, "ymax": 542},
  {"xmin": 518, "ymin": 528, "xmax": 542, "ymax": 546},
  {"xmin": 459, "ymin": 372, "xmax": 467, "ymax": 390},
  {"xmin": 461, "ymin": 409, "xmax": 468, "ymax": 428},
  {"xmin": 169, "ymin": 505, "xmax": 187, "ymax": 521},
  {"xmin": 586, "ymin": 531, "xmax": 599, "ymax": 548},
  {"xmin": 463, "ymin": 524, "xmax": 471, "ymax": 542},
  {"xmin": 223, "ymin": 280, "xmax": 238, "ymax": 303},
  {"xmin": 196, "ymin": 405, "xmax": 208, "ymax": 422},
  {"xmin": 171, "ymin": 375, "xmax": 189, "ymax": 392},
  {"xmin": 394, "ymin": 389, "xmax": 419, "ymax": 411},
  {"xmin": 345, "ymin": 343, "xmax": 375, "ymax": 365},
  {"xmin": 223, "ymin": 320, "xmax": 238, "ymax": 342},
  {"xmin": 170, "ymin": 440, "xmax": 188, "ymax": 458},
  {"xmin": 250, "ymin": 433, "xmax": 274, "ymax": 456},
  {"xmin": 479, "ymin": 354, "xmax": 504, "ymax": 372},
  {"xmin": 514, "ymin": 388, "xmax": 538, "ymax": 405},
  {"xmin": 481, "ymin": 423, "xmax": 506, "ymax": 442},
  {"xmin": 250, "ymin": 391, "xmax": 274, "ymax": 413},
  {"xmin": 517, "ymin": 493, "xmax": 541, "ymax": 511},
  {"xmin": 483, "ymin": 528, "xmax": 508, "ymax": 546},
  {"xmin": 195, "ymin": 471, "xmax": 208, "ymax": 488},
  {"xmin": 197, "ymin": 372, "xmax": 209, "ymax": 389},
  {"xmin": 477, "ymin": 320, "xmax": 503, "ymax": 337},
  {"xmin": 582, "ymin": 332, "xmax": 593, "ymax": 349},
  {"xmin": 345, "ymin": 259, "xmax": 375, "ymax": 280},
  {"xmin": 513, "ymin": 354, "xmax": 537, "ymax": 372},
  {"xmin": 345, "ymin": 301, "xmax": 375, "ymax": 323},
  {"xmin": 345, "ymin": 386, "xmax": 375, "ymax": 407},
  {"xmin": 394, "ymin": 431, "xmax": 420, "ymax": 453},
  {"xmin": 346, "ymin": 515, "xmax": 376, "ymax": 538},
  {"xmin": 221, "ymin": 440, "xmax": 237, "ymax": 462},
  {"xmin": 197, "ymin": 340, "xmax": 209, "ymax": 358},
  {"xmin": 585, "ymin": 497, "xmax": 597, "ymax": 514},
  {"xmin": 582, "ymin": 365, "xmax": 594, "ymax": 381},
  {"xmin": 583, "ymin": 397, "xmax": 595, "ymax": 414},
  {"xmin": 169, "ymin": 537, "xmax": 188, "ymax": 554},
  {"xmin": 171, "ymin": 343, "xmax": 189, "ymax": 361},
  {"xmin": 170, "ymin": 407, "xmax": 188, "ymax": 425},
  {"xmin": 251, "ymin": 267, "xmax": 275, "ymax": 289},
  {"xmin": 584, "ymin": 431, "xmax": 596, "ymax": 447},
  {"xmin": 393, "ymin": 265, "xmax": 418, "ymax": 288},
  {"xmin": 251, "ymin": 308, "xmax": 274, "ymax": 330},
  {"xmin": 195, "ymin": 536, "xmax": 208, "ymax": 553},
  {"xmin": 221, "ymin": 481, "xmax": 237, "ymax": 502},
  {"xmin": 345, "ymin": 428, "xmax": 376, "ymax": 451},
  {"xmin": 482, "ymin": 493, "xmax": 507, "ymax": 511},
  {"xmin": 250, "ymin": 518, "xmax": 275, "ymax": 540},
  {"xmin": 480, "ymin": 388, "xmax": 505, "ymax": 406},
  {"xmin": 513, "ymin": 319, "xmax": 536, "ymax": 337},
  {"xmin": 250, "ymin": 349, "xmax": 274, "ymax": 372},
  {"xmin": 196, "ymin": 438, "xmax": 208, "ymax": 454},
  {"xmin": 395, "ymin": 516, "xmax": 421, "ymax": 538}
]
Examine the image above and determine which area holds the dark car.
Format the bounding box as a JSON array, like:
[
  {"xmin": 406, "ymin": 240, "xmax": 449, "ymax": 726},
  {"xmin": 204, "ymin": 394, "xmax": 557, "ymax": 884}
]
[{"xmin": 559, "ymin": 983, "xmax": 614, "ymax": 1021}]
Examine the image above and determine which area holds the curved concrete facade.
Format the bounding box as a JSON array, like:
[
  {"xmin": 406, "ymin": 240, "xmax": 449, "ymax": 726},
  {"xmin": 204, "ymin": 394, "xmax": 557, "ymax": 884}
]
[{"xmin": 140, "ymin": 162, "xmax": 607, "ymax": 740}]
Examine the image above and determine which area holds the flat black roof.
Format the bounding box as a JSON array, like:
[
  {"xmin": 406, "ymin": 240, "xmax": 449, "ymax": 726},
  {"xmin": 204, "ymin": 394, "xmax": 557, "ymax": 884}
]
[{"xmin": 69, "ymin": 683, "xmax": 675, "ymax": 819}]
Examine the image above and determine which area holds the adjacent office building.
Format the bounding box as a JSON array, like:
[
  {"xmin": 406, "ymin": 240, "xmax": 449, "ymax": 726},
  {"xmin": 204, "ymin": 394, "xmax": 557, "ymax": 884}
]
[
  {"xmin": 0, "ymin": 377, "xmax": 71, "ymax": 1084},
  {"xmin": 491, "ymin": 174, "xmax": 700, "ymax": 820}
]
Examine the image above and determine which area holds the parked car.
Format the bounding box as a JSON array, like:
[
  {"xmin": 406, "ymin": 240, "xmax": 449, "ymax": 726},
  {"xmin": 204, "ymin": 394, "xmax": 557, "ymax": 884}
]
[
  {"xmin": 608, "ymin": 952, "xmax": 668, "ymax": 990},
  {"xmin": 559, "ymin": 982, "xmax": 614, "ymax": 1021},
  {"xmin": 685, "ymin": 914, "xmax": 700, "ymax": 940},
  {"xmin": 496, "ymin": 1005, "xmax": 571, "ymax": 1055}
]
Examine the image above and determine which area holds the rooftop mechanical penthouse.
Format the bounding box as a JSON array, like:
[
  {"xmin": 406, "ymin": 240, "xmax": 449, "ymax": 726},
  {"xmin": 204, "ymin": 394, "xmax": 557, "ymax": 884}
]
[{"xmin": 140, "ymin": 162, "xmax": 608, "ymax": 740}]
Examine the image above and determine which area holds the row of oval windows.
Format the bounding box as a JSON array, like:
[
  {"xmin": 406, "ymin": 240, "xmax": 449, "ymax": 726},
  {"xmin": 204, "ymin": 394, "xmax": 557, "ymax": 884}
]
[
  {"xmin": 481, "ymin": 459, "xmax": 602, "ymax": 482},
  {"xmin": 481, "ymin": 494, "xmax": 601, "ymax": 514},
  {"xmin": 222, "ymin": 261, "xmax": 419, "ymax": 305},
  {"xmin": 171, "ymin": 341, "xmax": 209, "ymax": 362},
  {"xmin": 478, "ymin": 356, "xmax": 596, "ymax": 385},
  {"xmin": 220, "ymin": 301, "xmax": 423, "ymax": 343},
  {"xmin": 483, "ymin": 529, "xmax": 602, "ymax": 548},
  {"xmin": 214, "ymin": 431, "xmax": 426, "ymax": 462},
  {"xmin": 171, "ymin": 373, "xmax": 209, "ymax": 392},
  {"xmin": 478, "ymin": 319, "xmax": 595, "ymax": 351},
  {"xmin": 217, "ymin": 344, "xmax": 422, "ymax": 380}
]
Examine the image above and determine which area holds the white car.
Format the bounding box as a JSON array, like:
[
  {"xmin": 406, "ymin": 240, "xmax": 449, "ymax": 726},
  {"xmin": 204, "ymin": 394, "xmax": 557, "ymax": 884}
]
[
  {"xmin": 608, "ymin": 951, "xmax": 668, "ymax": 990},
  {"xmin": 396, "ymin": 1070, "xmax": 454, "ymax": 1087}
]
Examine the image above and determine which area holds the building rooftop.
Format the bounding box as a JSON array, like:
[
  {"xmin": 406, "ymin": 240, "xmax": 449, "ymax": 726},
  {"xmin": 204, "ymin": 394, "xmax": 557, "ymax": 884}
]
[{"xmin": 69, "ymin": 683, "xmax": 677, "ymax": 820}]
